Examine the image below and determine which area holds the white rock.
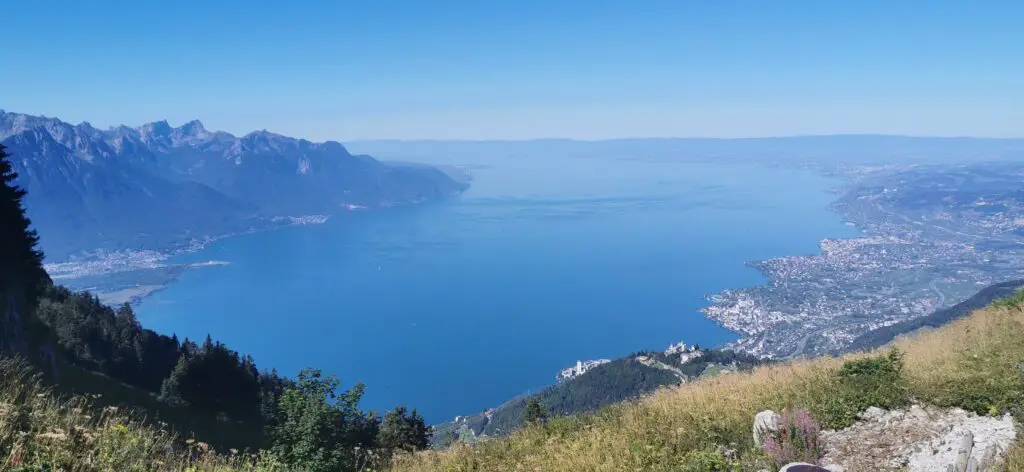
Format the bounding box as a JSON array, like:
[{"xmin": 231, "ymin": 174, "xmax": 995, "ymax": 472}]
[
  {"xmin": 858, "ymin": 406, "xmax": 886, "ymax": 422},
  {"xmin": 822, "ymin": 406, "xmax": 1017, "ymax": 472},
  {"xmin": 753, "ymin": 410, "xmax": 781, "ymax": 447}
]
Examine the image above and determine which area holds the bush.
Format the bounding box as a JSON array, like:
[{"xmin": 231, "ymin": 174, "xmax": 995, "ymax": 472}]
[
  {"xmin": 762, "ymin": 409, "xmax": 824, "ymax": 468},
  {"xmin": 814, "ymin": 348, "xmax": 910, "ymax": 428},
  {"xmin": 991, "ymin": 288, "xmax": 1024, "ymax": 310}
]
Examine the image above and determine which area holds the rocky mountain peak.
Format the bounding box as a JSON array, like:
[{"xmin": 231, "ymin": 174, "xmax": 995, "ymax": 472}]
[{"xmin": 138, "ymin": 120, "xmax": 173, "ymax": 139}]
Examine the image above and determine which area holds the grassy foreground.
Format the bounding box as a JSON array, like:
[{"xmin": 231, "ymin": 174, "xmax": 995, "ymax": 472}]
[
  {"xmin": 4, "ymin": 299, "xmax": 1024, "ymax": 471},
  {"xmin": 394, "ymin": 299, "xmax": 1024, "ymax": 471},
  {"xmin": 0, "ymin": 357, "xmax": 285, "ymax": 472}
]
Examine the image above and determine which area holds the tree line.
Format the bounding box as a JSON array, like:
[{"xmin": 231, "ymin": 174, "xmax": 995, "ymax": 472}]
[{"xmin": 0, "ymin": 144, "xmax": 429, "ymax": 471}]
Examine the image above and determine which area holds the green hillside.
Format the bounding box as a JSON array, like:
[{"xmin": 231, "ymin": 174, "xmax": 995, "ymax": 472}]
[
  {"xmin": 394, "ymin": 294, "xmax": 1024, "ymax": 471},
  {"xmin": 432, "ymin": 349, "xmax": 764, "ymax": 447},
  {"xmin": 0, "ymin": 144, "xmax": 430, "ymax": 471}
]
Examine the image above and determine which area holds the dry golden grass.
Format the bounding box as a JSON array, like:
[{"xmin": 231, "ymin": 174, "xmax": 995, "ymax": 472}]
[
  {"xmin": 0, "ymin": 358, "xmax": 286, "ymax": 472},
  {"xmin": 394, "ymin": 304, "xmax": 1024, "ymax": 472}
]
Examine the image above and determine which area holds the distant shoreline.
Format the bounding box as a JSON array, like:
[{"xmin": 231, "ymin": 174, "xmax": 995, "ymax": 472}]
[{"xmin": 48, "ymin": 215, "xmax": 333, "ymax": 307}]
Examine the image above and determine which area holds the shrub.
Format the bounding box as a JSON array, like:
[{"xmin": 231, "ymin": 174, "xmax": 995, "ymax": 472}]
[
  {"xmin": 762, "ymin": 409, "xmax": 824, "ymax": 468},
  {"xmin": 991, "ymin": 288, "xmax": 1024, "ymax": 310},
  {"xmin": 814, "ymin": 348, "xmax": 910, "ymax": 428}
]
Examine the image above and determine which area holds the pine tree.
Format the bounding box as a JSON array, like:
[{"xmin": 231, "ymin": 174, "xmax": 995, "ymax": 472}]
[
  {"xmin": 0, "ymin": 144, "xmax": 47, "ymax": 306},
  {"xmin": 377, "ymin": 406, "xmax": 430, "ymax": 453},
  {"xmin": 523, "ymin": 397, "xmax": 547, "ymax": 426}
]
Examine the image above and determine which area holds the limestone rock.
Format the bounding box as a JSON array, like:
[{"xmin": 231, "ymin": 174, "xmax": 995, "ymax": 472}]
[
  {"xmin": 754, "ymin": 410, "xmax": 781, "ymax": 447},
  {"xmin": 822, "ymin": 406, "xmax": 1016, "ymax": 472}
]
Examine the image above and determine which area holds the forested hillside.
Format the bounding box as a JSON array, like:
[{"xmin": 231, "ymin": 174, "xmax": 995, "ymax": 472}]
[{"xmin": 0, "ymin": 144, "xmax": 432, "ymax": 471}]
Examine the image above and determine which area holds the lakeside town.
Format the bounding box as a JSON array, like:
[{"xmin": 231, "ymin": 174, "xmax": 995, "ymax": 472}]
[{"xmin": 705, "ymin": 162, "xmax": 1024, "ymax": 358}]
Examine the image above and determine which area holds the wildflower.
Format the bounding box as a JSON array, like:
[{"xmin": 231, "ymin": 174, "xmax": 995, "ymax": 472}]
[{"xmin": 763, "ymin": 408, "xmax": 824, "ymax": 467}]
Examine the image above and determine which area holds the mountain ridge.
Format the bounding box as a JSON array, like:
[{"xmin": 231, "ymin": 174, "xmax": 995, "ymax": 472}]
[{"xmin": 0, "ymin": 110, "xmax": 467, "ymax": 260}]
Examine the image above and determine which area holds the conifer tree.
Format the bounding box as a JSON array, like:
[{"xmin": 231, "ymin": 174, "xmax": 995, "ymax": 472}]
[
  {"xmin": 0, "ymin": 144, "xmax": 47, "ymax": 306},
  {"xmin": 377, "ymin": 406, "xmax": 430, "ymax": 453},
  {"xmin": 523, "ymin": 397, "xmax": 547, "ymax": 426}
]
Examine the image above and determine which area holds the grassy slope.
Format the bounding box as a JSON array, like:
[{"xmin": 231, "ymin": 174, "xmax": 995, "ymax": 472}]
[
  {"xmin": 53, "ymin": 364, "xmax": 263, "ymax": 450},
  {"xmin": 432, "ymin": 350, "xmax": 763, "ymax": 447},
  {"xmin": 5, "ymin": 297, "xmax": 1024, "ymax": 470},
  {"xmin": 0, "ymin": 358, "xmax": 282, "ymax": 471},
  {"xmin": 394, "ymin": 299, "xmax": 1024, "ymax": 472}
]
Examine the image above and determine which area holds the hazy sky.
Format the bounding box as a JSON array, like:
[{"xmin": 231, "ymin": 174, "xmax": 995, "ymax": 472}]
[{"xmin": 3, "ymin": 1, "xmax": 1022, "ymax": 140}]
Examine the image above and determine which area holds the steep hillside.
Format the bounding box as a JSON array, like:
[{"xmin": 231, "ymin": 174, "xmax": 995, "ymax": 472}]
[
  {"xmin": 394, "ymin": 293, "xmax": 1024, "ymax": 471},
  {"xmin": 0, "ymin": 111, "xmax": 467, "ymax": 259},
  {"xmin": 844, "ymin": 279, "xmax": 1024, "ymax": 352},
  {"xmin": 432, "ymin": 348, "xmax": 763, "ymax": 447},
  {"xmin": 7, "ymin": 285, "xmax": 1024, "ymax": 470},
  {"xmin": 0, "ymin": 144, "xmax": 433, "ymax": 471}
]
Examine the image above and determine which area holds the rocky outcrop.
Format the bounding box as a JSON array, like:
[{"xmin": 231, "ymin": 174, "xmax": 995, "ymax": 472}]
[
  {"xmin": 754, "ymin": 410, "xmax": 781, "ymax": 448},
  {"xmin": 821, "ymin": 405, "xmax": 1015, "ymax": 472}
]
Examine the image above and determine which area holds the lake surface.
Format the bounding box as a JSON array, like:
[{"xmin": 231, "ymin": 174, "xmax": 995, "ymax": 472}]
[{"xmin": 138, "ymin": 153, "xmax": 857, "ymax": 422}]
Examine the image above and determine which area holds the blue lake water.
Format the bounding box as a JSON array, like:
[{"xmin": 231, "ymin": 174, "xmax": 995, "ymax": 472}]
[{"xmin": 138, "ymin": 154, "xmax": 857, "ymax": 422}]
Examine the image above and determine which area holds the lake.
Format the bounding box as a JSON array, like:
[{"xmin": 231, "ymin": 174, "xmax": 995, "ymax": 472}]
[{"xmin": 138, "ymin": 152, "xmax": 856, "ymax": 422}]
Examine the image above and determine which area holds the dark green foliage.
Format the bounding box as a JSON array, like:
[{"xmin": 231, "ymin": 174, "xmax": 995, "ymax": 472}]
[
  {"xmin": 0, "ymin": 144, "xmax": 47, "ymax": 307},
  {"xmin": 436, "ymin": 350, "xmax": 767, "ymax": 447},
  {"xmin": 676, "ymin": 349, "xmax": 766, "ymax": 378},
  {"xmin": 991, "ymin": 286, "xmax": 1024, "ymax": 310},
  {"xmin": 35, "ymin": 285, "xmax": 181, "ymax": 391},
  {"xmin": 377, "ymin": 406, "xmax": 431, "ymax": 454},
  {"xmin": 268, "ymin": 369, "xmax": 379, "ymax": 472},
  {"xmin": 814, "ymin": 349, "xmax": 910, "ymax": 428},
  {"xmin": 0, "ymin": 147, "xmax": 426, "ymax": 466},
  {"xmin": 522, "ymin": 398, "xmax": 547, "ymax": 426},
  {"xmin": 847, "ymin": 280, "xmax": 1024, "ymax": 352},
  {"xmin": 32, "ymin": 282, "xmax": 298, "ymax": 446},
  {"xmin": 157, "ymin": 337, "xmax": 262, "ymax": 422},
  {"xmin": 0, "ymin": 144, "xmax": 51, "ymax": 361}
]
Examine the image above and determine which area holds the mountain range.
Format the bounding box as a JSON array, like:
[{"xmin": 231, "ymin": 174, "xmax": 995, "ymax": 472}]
[{"xmin": 0, "ymin": 111, "xmax": 467, "ymax": 260}]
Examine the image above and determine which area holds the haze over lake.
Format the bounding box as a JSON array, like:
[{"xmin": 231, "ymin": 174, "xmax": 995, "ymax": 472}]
[{"xmin": 138, "ymin": 151, "xmax": 856, "ymax": 422}]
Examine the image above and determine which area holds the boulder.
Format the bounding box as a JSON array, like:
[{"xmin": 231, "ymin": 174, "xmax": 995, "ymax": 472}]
[{"xmin": 754, "ymin": 410, "xmax": 781, "ymax": 447}]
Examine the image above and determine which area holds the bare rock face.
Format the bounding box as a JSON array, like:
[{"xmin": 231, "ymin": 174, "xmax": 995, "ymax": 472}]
[
  {"xmin": 754, "ymin": 410, "xmax": 781, "ymax": 447},
  {"xmin": 822, "ymin": 405, "xmax": 1015, "ymax": 472}
]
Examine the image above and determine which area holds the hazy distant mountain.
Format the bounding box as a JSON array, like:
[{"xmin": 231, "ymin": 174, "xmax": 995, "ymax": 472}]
[{"xmin": 0, "ymin": 111, "xmax": 467, "ymax": 260}]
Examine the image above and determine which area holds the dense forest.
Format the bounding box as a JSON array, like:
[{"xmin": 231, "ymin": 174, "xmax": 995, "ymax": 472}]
[{"xmin": 0, "ymin": 144, "xmax": 430, "ymax": 470}]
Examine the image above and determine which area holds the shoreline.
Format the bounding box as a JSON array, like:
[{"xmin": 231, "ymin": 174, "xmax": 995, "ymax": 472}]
[
  {"xmin": 49, "ymin": 215, "xmax": 333, "ymax": 307},
  {"xmin": 699, "ymin": 163, "xmax": 1019, "ymax": 359},
  {"xmin": 697, "ymin": 178, "xmax": 861, "ymax": 354}
]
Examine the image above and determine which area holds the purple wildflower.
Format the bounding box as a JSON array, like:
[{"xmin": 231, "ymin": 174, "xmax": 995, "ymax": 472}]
[{"xmin": 763, "ymin": 409, "xmax": 825, "ymax": 467}]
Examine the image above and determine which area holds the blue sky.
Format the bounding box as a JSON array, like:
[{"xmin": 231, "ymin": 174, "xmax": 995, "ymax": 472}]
[{"xmin": 2, "ymin": 1, "xmax": 1022, "ymax": 140}]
